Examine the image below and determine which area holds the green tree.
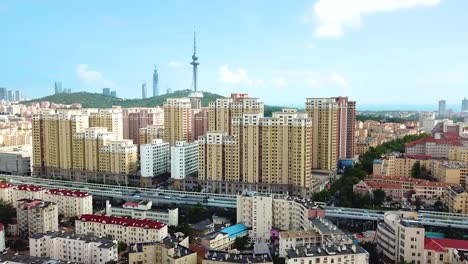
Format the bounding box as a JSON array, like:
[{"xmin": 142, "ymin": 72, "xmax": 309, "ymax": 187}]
[
  {"xmin": 0, "ymin": 199, "xmax": 16, "ymax": 226},
  {"xmin": 360, "ymin": 242, "xmax": 382, "ymax": 264},
  {"xmin": 415, "ymin": 197, "xmax": 423, "ymax": 211},
  {"xmin": 187, "ymin": 203, "xmax": 208, "ymax": 224},
  {"xmin": 411, "ymin": 162, "xmax": 421, "ymax": 178},
  {"xmin": 233, "ymin": 236, "xmax": 249, "ymax": 250},
  {"xmin": 312, "ymin": 189, "xmax": 331, "ymax": 202},
  {"xmin": 118, "ymin": 241, "xmax": 127, "ymax": 252},
  {"xmin": 372, "ymin": 189, "xmax": 386, "ymax": 208}
]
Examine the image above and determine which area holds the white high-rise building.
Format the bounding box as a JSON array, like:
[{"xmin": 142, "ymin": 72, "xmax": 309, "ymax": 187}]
[
  {"xmin": 30, "ymin": 232, "xmax": 118, "ymax": 264},
  {"xmin": 171, "ymin": 140, "xmax": 199, "ymax": 180},
  {"xmin": 140, "ymin": 139, "xmax": 170, "ymax": 177}
]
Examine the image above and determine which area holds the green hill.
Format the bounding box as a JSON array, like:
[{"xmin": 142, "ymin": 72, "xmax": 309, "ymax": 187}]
[{"xmin": 25, "ymin": 89, "xmax": 284, "ymax": 116}]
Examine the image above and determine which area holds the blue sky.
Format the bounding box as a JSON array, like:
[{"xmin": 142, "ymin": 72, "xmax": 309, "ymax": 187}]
[{"xmin": 0, "ymin": 0, "xmax": 467, "ymax": 109}]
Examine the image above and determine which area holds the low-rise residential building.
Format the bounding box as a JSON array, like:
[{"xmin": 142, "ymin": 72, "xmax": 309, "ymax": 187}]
[
  {"xmin": 0, "ymin": 224, "xmax": 5, "ymax": 252},
  {"xmin": 285, "ymin": 244, "xmax": 369, "ymax": 264},
  {"xmin": 444, "ymin": 185, "xmax": 468, "ymax": 214},
  {"xmin": 43, "ymin": 189, "xmax": 92, "ymax": 218},
  {"xmin": 432, "ymin": 160, "xmax": 468, "ymax": 186},
  {"xmin": 200, "ymin": 223, "xmax": 249, "ymax": 250},
  {"xmin": 190, "ymin": 219, "xmax": 215, "ymax": 238},
  {"xmin": 29, "ymin": 232, "xmax": 118, "ymax": 264},
  {"xmin": 0, "ymin": 145, "xmax": 31, "ymax": 175},
  {"xmin": 11, "ymin": 184, "xmax": 45, "ymax": 207},
  {"xmin": 202, "ymin": 251, "xmax": 273, "ymax": 264},
  {"xmin": 0, "ymin": 182, "xmax": 13, "ymax": 203},
  {"xmin": 353, "ymin": 180, "xmax": 403, "ymax": 201},
  {"xmin": 0, "ymin": 253, "xmax": 71, "ymax": 264},
  {"xmin": 171, "ymin": 141, "xmax": 199, "ymax": 180},
  {"xmin": 376, "ymin": 211, "xmax": 425, "ymax": 264},
  {"xmin": 75, "ymin": 214, "xmax": 168, "ymax": 244},
  {"xmin": 449, "ymin": 147, "xmax": 468, "ymax": 162},
  {"xmin": 372, "ymin": 153, "xmax": 432, "ymax": 178},
  {"xmin": 105, "ymin": 200, "xmax": 178, "ymax": 226},
  {"xmin": 405, "ymin": 134, "xmax": 467, "ymax": 158},
  {"xmin": 17, "ymin": 199, "xmax": 58, "ymax": 237},
  {"xmin": 128, "ymin": 233, "xmax": 197, "ymax": 264},
  {"xmin": 424, "ymin": 237, "xmax": 468, "ymax": 264},
  {"xmin": 141, "ymin": 139, "xmax": 170, "ymax": 177},
  {"xmin": 278, "ymin": 230, "xmax": 321, "ymax": 257}
]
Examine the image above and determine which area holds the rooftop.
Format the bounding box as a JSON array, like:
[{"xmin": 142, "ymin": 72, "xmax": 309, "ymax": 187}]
[
  {"xmin": 30, "ymin": 232, "xmax": 117, "ymax": 249},
  {"xmin": 0, "ymin": 144, "xmax": 32, "ymax": 156},
  {"xmin": 366, "ymin": 181, "xmax": 402, "ymax": 190},
  {"xmin": 15, "ymin": 184, "xmax": 43, "ymax": 192},
  {"xmin": 46, "ymin": 189, "xmax": 90, "ymax": 197},
  {"xmin": 0, "ymin": 182, "xmax": 13, "ymax": 189},
  {"xmin": 405, "ymin": 136, "xmax": 463, "ymax": 147},
  {"xmin": 190, "ymin": 219, "xmax": 213, "ymax": 231},
  {"xmin": 424, "ymin": 237, "xmax": 468, "ymax": 252},
  {"xmin": 286, "ymin": 244, "xmax": 368, "ymax": 259},
  {"xmin": 279, "ymin": 230, "xmax": 321, "ymax": 239},
  {"xmin": 204, "ymin": 251, "xmax": 272, "ymax": 263},
  {"xmin": 79, "ymin": 214, "xmax": 166, "ymax": 230},
  {"xmin": 310, "ymin": 218, "xmax": 344, "ymax": 235},
  {"xmin": 130, "ymin": 233, "xmax": 194, "ymax": 259},
  {"xmin": 0, "ymin": 253, "xmax": 73, "ymax": 264},
  {"xmin": 202, "ymin": 223, "xmax": 249, "ymax": 241},
  {"xmin": 17, "ymin": 199, "xmax": 55, "ymax": 209}
]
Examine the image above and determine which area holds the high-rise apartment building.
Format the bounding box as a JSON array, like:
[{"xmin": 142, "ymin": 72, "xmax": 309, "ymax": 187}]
[
  {"xmin": 123, "ymin": 108, "xmax": 164, "ymax": 144},
  {"xmin": 163, "ymin": 98, "xmax": 192, "ymax": 146},
  {"xmin": 140, "ymin": 139, "xmax": 170, "ymax": 177},
  {"xmin": 335, "ymin": 97, "xmax": 356, "ymax": 159},
  {"xmin": 208, "ymin": 93, "xmax": 264, "ymax": 134},
  {"xmin": 7, "ymin": 90, "xmax": 13, "ymax": 101},
  {"xmin": 54, "ymin": 82, "xmax": 62, "ymax": 94},
  {"xmin": 191, "ymin": 108, "xmax": 208, "ymax": 141},
  {"xmin": 171, "ymin": 141, "xmax": 199, "ymax": 180},
  {"xmin": 102, "ymin": 88, "xmax": 111, "ymax": 96},
  {"xmin": 439, "ymin": 99, "xmax": 446, "ymax": 118},
  {"xmin": 139, "ymin": 124, "xmax": 164, "ymax": 145},
  {"xmin": 89, "ymin": 108, "xmax": 123, "ymax": 140},
  {"xmin": 110, "ymin": 90, "xmax": 117, "ymax": 97},
  {"xmin": 153, "ymin": 66, "xmax": 159, "ymax": 97},
  {"xmin": 462, "ymin": 98, "xmax": 468, "ymax": 112},
  {"xmin": 142, "ymin": 83, "xmax": 147, "ymax": 99},
  {"xmin": 198, "ymin": 109, "xmax": 312, "ymax": 196},
  {"xmin": 17, "ymin": 199, "xmax": 59, "ymax": 237},
  {"xmin": 14, "ymin": 90, "xmax": 21, "ymax": 102}
]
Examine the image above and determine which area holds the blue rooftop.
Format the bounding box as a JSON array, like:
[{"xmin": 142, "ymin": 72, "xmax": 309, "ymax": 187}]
[{"xmin": 220, "ymin": 223, "xmax": 248, "ymax": 238}]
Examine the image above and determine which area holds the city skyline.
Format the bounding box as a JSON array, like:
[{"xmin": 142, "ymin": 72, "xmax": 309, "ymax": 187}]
[{"xmin": 1, "ymin": 0, "xmax": 468, "ymax": 106}]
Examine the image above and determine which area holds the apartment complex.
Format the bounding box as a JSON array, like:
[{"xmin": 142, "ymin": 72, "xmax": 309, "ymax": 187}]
[
  {"xmin": 207, "ymin": 93, "xmax": 263, "ymax": 134},
  {"xmin": 285, "ymin": 244, "xmax": 369, "ymax": 264},
  {"xmin": 202, "ymin": 251, "xmax": 273, "ymax": 264},
  {"xmin": 163, "ymin": 98, "xmax": 192, "ymax": 146},
  {"xmin": 0, "ymin": 127, "xmax": 32, "ymax": 146},
  {"xmin": 128, "ymin": 233, "xmax": 197, "ymax": 264},
  {"xmin": 32, "ymin": 109, "xmax": 138, "ymax": 184},
  {"xmin": 305, "ymin": 97, "xmax": 356, "ymax": 171},
  {"xmin": 0, "ymin": 145, "xmax": 31, "ymax": 175},
  {"xmin": 432, "ymin": 160, "xmax": 468, "ymax": 186},
  {"xmin": 449, "ymin": 147, "xmax": 468, "ymax": 162},
  {"xmin": 17, "ymin": 199, "xmax": 59, "ymax": 237},
  {"xmin": 140, "ymin": 139, "xmax": 170, "ymax": 177},
  {"xmin": 171, "ymin": 141, "xmax": 199, "ymax": 180},
  {"xmin": 405, "ymin": 134, "xmax": 467, "ymax": 158},
  {"xmin": 140, "ymin": 124, "xmax": 164, "ymax": 145},
  {"xmin": 29, "ymin": 232, "xmax": 118, "ymax": 264},
  {"xmin": 444, "ymin": 185, "xmax": 468, "ymax": 214},
  {"xmin": 43, "ymin": 189, "xmax": 92, "ymax": 218},
  {"xmin": 122, "ymin": 107, "xmax": 164, "ymax": 144},
  {"xmin": 11, "ymin": 185, "xmax": 45, "ymax": 208},
  {"xmin": 75, "ymin": 214, "xmax": 168, "ymax": 244},
  {"xmin": 372, "ymin": 153, "xmax": 432, "ymax": 178},
  {"xmin": 105, "ymin": 200, "xmax": 179, "ymax": 226},
  {"xmin": 199, "ymin": 109, "xmax": 312, "ymax": 196}
]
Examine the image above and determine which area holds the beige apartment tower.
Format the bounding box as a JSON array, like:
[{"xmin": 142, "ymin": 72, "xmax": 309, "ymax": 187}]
[{"xmin": 163, "ymin": 98, "xmax": 192, "ymax": 145}]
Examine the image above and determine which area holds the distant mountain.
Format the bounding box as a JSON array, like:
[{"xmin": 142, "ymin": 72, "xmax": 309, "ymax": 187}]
[{"xmin": 25, "ymin": 89, "xmax": 285, "ymax": 116}]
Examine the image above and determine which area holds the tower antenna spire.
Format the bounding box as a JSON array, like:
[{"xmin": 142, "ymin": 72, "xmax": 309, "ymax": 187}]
[{"xmin": 190, "ymin": 31, "xmax": 199, "ymax": 92}]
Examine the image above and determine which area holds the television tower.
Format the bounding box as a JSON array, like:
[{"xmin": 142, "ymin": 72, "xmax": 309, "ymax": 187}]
[
  {"xmin": 152, "ymin": 66, "xmax": 159, "ymax": 97},
  {"xmin": 190, "ymin": 32, "xmax": 199, "ymax": 92}
]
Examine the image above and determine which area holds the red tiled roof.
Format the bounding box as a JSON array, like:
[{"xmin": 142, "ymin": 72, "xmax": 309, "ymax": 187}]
[
  {"xmin": 79, "ymin": 214, "xmax": 166, "ymax": 230},
  {"xmin": 15, "ymin": 184, "xmax": 43, "ymax": 192},
  {"xmin": 414, "ymin": 181, "xmax": 455, "ymax": 188},
  {"xmin": 405, "ymin": 154, "xmax": 433, "ymax": 160},
  {"xmin": 405, "ymin": 136, "xmax": 463, "ymax": 147},
  {"xmin": 0, "ymin": 182, "xmax": 13, "ymax": 189},
  {"xmin": 425, "ymin": 237, "xmax": 468, "ymax": 252},
  {"xmin": 370, "ymin": 175, "xmax": 458, "ymax": 188},
  {"xmin": 46, "ymin": 189, "xmax": 90, "ymax": 197},
  {"xmin": 366, "ymin": 181, "xmax": 402, "ymax": 190}
]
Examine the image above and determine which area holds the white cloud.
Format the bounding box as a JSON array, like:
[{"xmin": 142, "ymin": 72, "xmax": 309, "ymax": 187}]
[
  {"xmin": 305, "ymin": 77, "xmax": 318, "ymax": 86},
  {"xmin": 218, "ymin": 65, "xmax": 264, "ymax": 88},
  {"xmin": 76, "ymin": 64, "xmax": 117, "ymax": 88},
  {"xmin": 271, "ymin": 77, "xmax": 286, "ymax": 87},
  {"xmin": 168, "ymin": 61, "xmax": 184, "ymax": 68},
  {"xmin": 305, "ymin": 43, "xmax": 315, "ymax": 49},
  {"xmin": 330, "ymin": 72, "xmax": 349, "ymax": 88},
  {"xmin": 312, "ymin": 0, "xmax": 441, "ymax": 37}
]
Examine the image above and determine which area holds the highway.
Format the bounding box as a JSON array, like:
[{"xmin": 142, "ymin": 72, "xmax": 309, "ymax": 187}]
[
  {"xmin": 3, "ymin": 175, "xmax": 468, "ymax": 229},
  {"xmin": 2, "ymin": 175, "xmax": 238, "ymax": 208}
]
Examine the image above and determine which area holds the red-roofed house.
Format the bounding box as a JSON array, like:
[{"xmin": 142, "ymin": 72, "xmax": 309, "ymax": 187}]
[
  {"xmin": 424, "ymin": 237, "xmax": 468, "ymax": 264},
  {"xmin": 44, "ymin": 189, "xmax": 92, "ymax": 218},
  {"xmin": 11, "ymin": 185, "xmax": 45, "ymax": 208},
  {"xmin": 0, "ymin": 182, "xmax": 13, "ymax": 203},
  {"xmin": 405, "ymin": 135, "xmax": 465, "ymax": 158},
  {"xmin": 75, "ymin": 214, "xmax": 168, "ymax": 244},
  {"xmin": 353, "ymin": 180, "xmax": 403, "ymax": 201}
]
